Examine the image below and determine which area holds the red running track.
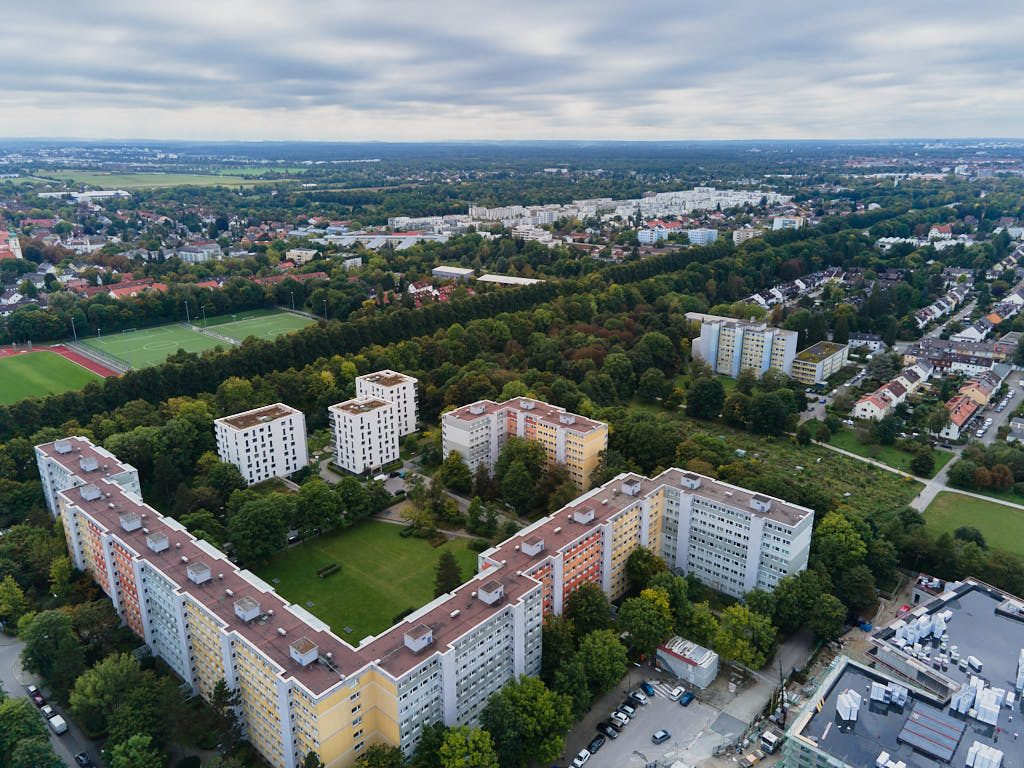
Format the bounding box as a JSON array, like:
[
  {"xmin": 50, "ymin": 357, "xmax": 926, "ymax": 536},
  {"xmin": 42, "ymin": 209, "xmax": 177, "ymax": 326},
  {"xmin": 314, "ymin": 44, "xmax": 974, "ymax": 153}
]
[{"xmin": 0, "ymin": 345, "xmax": 120, "ymax": 378}]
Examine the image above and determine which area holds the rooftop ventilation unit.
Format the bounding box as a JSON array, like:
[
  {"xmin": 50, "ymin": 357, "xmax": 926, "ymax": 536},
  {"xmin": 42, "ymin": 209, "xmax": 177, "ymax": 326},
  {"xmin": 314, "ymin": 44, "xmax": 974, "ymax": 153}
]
[
  {"xmin": 277, "ymin": 627, "xmax": 287, "ymax": 636},
  {"xmin": 519, "ymin": 399, "xmax": 534, "ymax": 410},
  {"xmin": 573, "ymin": 506, "xmax": 595, "ymax": 524},
  {"xmin": 469, "ymin": 403, "xmax": 486, "ymax": 415},
  {"xmin": 146, "ymin": 531, "xmax": 168, "ymax": 552},
  {"xmin": 479, "ymin": 580, "xmax": 504, "ymax": 605},
  {"xmin": 558, "ymin": 413, "xmax": 576, "ymax": 425},
  {"xmin": 234, "ymin": 596, "xmax": 260, "ymax": 622},
  {"xmin": 290, "ymin": 637, "xmax": 319, "ymax": 667},
  {"xmin": 54, "ymin": 439, "xmax": 72, "ymax": 454},
  {"xmin": 679, "ymin": 473, "xmax": 702, "ymax": 490},
  {"xmin": 750, "ymin": 495, "xmax": 772, "ymax": 513},
  {"xmin": 450, "ymin": 609, "xmax": 460, "ymax": 618},
  {"xmin": 225, "ymin": 588, "xmax": 234, "ymax": 597},
  {"xmin": 522, "ymin": 535, "xmax": 544, "ymax": 557},
  {"xmin": 187, "ymin": 562, "xmax": 211, "ymax": 585},
  {"xmin": 553, "ymin": 526, "xmax": 562, "ymax": 534},
  {"xmin": 79, "ymin": 456, "xmax": 99, "ymax": 472},
  {"xmin": 404, "ymin": 624, "xmax": 433, "ymax": 653},
  {"xmin": 80, "ymin": 484, "xmax": 101, "ymax": 501},
  {"xmin": 622, "ymin": 478, "xmax": 641, "ymax": 496},
  {"xmin": 119, "ymin": 511, "xmax": 141, "ymax": 532}
]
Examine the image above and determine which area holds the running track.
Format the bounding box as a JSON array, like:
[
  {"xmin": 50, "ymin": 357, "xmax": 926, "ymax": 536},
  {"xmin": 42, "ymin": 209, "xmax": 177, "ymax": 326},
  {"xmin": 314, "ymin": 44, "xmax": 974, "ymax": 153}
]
[{"xmin": 0, "ymin": 345, "xmax": 120, "ymax": 378}]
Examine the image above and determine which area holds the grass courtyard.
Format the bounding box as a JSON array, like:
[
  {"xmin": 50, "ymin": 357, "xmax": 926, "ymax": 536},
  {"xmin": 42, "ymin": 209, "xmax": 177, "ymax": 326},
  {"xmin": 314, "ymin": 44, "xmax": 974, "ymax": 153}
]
[
  {"xmin": 256, "ymin": 521, "xmax": 480, "ymax": 641},
  {"xmin": 829, "ymin": 429, "xmax": 954, "ymax": 479},
  {"xmin": 82, "ymin": 324, "xmax": 224, "ymax": 368},
  {"xmin": 202, "ymin": 309, "xmax": 314, "ymax": 342},
  {"xmin": 924, "ymin": 491, "xmax": 1024, "ymax": 558},
  {"xmin": 0, "ymin": 351, "xmax": 100, "ymax": 404}
]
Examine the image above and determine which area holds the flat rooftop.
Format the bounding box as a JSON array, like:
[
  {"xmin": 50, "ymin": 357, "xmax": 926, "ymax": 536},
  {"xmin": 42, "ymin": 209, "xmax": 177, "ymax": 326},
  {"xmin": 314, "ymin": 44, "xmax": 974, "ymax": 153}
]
[
  {"xmin": 796, "ymin": 341, "xmax": 847, "ymax": 363},
  {"xmin": 218, "ymin": 403, "xmax": 298, "ymax": 430},
  {"xmin": 358, "ymin": 371, "xmax": 415, "ymax": 388},
  {"xmin": 331, "ymin": 397, "xmax": 390, "ymax": 415},
  {"xmin": 792, "ymin": 656, "xmax": 1024, "ymax": 768}
]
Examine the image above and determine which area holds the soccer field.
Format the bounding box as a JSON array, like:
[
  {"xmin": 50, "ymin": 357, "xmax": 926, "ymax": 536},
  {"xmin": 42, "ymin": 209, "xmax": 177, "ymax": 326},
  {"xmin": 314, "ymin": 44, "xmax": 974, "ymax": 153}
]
[
  {"xmin": 81, "ymin": 324, "xmax": 226, "ymax": 369},
  {"xmin": 0, "ymin": 351, "xmax": 101, "ymax": 404},
  {"xmin": 203, "ymin": 310, "xmax": 314, "ymax": 342}
]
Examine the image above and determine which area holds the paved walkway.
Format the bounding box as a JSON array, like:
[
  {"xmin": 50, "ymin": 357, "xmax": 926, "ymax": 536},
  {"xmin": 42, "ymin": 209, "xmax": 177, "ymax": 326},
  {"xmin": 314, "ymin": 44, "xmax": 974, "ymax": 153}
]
[{"xmin": 812, "ymin": 440, "xmax": 919, "ymax": 478}]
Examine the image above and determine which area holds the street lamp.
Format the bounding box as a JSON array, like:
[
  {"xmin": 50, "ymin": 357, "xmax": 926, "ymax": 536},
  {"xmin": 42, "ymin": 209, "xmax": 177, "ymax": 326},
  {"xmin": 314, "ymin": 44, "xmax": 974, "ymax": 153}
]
[
  {"xmin": 201, "ymin": 305, "xmax": 207, "ymax": 327},
  {"xmin": 70, "ymin": 316, "xmax": 77, "ymax": 343},
  {"xmin": 184, "ymin": 301, "xmax": 191, "ymax": 325},
  {"xmin": 323, "ymin": 299, "xmax": 328, "ymax": 319},
  {"xmin": 290, "ymin": 291, "xmax": 295, "ymax": 311}
]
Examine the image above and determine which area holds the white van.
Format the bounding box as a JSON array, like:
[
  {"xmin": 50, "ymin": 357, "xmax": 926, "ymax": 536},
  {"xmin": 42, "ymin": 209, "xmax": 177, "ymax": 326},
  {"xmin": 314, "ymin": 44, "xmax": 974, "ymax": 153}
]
[{"xmin": 48, "ymin": 715, "xmax": 68, "ymax": 734}]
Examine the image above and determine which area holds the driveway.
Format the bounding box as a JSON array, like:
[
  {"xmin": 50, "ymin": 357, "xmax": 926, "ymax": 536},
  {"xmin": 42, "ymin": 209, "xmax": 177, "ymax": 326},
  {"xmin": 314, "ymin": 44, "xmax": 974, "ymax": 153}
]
[
  {"xmin": 0, "ymin": 632, "xmax": 104, "ymax": 767},
  {"xmin": 970, "ymin": 372, "xmax": 1023, "ymax": 446}
]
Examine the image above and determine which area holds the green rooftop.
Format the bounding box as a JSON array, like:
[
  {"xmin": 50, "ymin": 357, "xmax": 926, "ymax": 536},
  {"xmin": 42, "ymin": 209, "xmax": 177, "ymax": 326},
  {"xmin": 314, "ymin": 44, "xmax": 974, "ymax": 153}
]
[{"xmin": 795, "ymin": 341, "xmax": 846, "ymax": 363}]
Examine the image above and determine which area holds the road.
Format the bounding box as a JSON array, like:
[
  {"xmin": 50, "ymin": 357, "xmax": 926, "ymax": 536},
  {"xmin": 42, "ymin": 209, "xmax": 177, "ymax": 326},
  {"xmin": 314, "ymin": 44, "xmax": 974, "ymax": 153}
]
[
  {"xmin": 893, "ymin": 299, "xmax": 976, "ymax": 353},
  {"xmin": 0, "ymin": 631, "xmax": 104, "ymax": 767},
  {"xmin": 967, "ymin": 372, "xmax": 1023, "ymax": 446}
]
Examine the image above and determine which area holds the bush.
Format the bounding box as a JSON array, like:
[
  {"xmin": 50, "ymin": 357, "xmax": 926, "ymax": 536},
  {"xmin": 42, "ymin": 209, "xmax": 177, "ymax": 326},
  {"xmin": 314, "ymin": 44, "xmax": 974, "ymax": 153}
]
[
  {"xmin": 177, "ymin": 758, "xmax": 202, "ymax": 768},
  {"xmin": 1014, "ymin": 482, "xmax": 1024, "ymax": 497},
  {"xmin": 196, "ymin": 733, "xmax": 219, "ymax": 750},
  {"xmin": 398, "ymin": 525, "xmax": 416, "ymax": 538},
  {"xmin": 317, "ymin": 563, "xmax": 340, "ymax": 578},
  {"xmin": 469, "ymin": 538, "xmax": 491, "ymax": 552}
]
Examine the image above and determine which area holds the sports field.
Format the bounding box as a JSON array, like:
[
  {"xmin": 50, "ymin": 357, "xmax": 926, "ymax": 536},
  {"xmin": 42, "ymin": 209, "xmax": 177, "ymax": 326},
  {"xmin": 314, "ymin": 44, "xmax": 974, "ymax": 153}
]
[
  {"xmin": 36, "ymin": 170, "xmax": 273, "ymax": 188},
  {"xmin": 82, "ymin": 324, "xmax": 225, "ymax": 369},
  {"xmin": 203, "ymin": 309, "xmax": 314, "ymax": 342},
  {"xmin": 0, "ymin": 350, "xmax": 101, "ymax": 404},
  {"xmin": 257, "ymin": 521, "xmax": 479, "ymax": 640}
]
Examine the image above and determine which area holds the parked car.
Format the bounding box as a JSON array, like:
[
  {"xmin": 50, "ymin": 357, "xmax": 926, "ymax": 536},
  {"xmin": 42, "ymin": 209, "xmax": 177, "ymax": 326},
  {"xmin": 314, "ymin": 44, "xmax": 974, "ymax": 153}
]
[
  {"xmin": 597, "ymin": 722, "xmax": 619, "ymax": 739},
  {"xmin": 609, "ymin": 712, "xmax": 629, "ymax": 728},
  {"xmin": 679, "ymin": 691, "xmax": 695, "ymax": 706},
  {"xmin": 629, "ymin": 690, "xmax": 649, "ymax": 706},
  {"xmin": 40, "ymin": 704, "xmax": 56, "ymax": 719},
  {"xmin": 74, "ymin": 754, "xmax": 95, "ymax": 768},
  {"xmin": 588, "ymin": 735, "xmax": 606, "ymax": 754},
  {"xmin": 29, "ymin": 691, "xmax": 46, "ymax": 707},
  {"xmin": 640, "ymin": 681, "xmax": 655, "ymax": 697},
  {"xmin": 571, "ymin": 749, "xmax": 591, "ymax": 767},
  {"xmin": 669, "ymin": 686, "xmax": 685, "ymax": 701},
  {"xmin": 48, "ymin": 715, "xmax": 67, "ymax": 734},
  {"xmin": 653, "ymin": 729, "xmax": 672, "ymax": 744},
  {"xmin": 618, "ymin": 702, "xmax": 637, "ymax": 719}
]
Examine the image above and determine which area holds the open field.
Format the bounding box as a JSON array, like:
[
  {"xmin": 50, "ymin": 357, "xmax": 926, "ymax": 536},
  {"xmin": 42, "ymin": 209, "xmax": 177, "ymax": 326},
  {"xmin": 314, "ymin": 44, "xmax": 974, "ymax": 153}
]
[
  {"xmin": 34, "ymin": 170, "xmax": 271, "ymax": 188},
  {"xmin": 202, "ymin": 309, "xmax": 314, "ymax": 342},
  {"xmin": 257, "ymin": 521, "xmax": 480, "ymax": 640},
  {"xmin": 82, "ymin": 324, "xmax": 225, "ymax": 368},
  {"xmin": 924, "ymin": 492, "xmax": 1024, "ymax": 558},
  {"xmin": 0, "ymin": 350, "xmax": 101, "ymax": 404},
  {"xmin": 829, "ymin": 429, "xmax": 954, "ymax": 478}
]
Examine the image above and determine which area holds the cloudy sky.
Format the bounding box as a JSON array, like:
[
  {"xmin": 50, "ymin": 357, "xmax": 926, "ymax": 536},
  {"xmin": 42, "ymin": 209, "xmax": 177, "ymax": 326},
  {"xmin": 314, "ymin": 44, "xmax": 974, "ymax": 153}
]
[{"xmin": 3, "ymin": 1, "xmax": 1022, "ymax": 141}]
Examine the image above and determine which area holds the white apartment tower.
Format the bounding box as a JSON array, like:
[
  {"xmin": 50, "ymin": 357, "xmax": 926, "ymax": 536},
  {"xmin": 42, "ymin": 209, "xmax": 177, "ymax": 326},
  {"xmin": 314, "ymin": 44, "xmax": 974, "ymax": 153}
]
[
  {"xmin": 329, "ymin": 396, "xmax": 399, "ymax": 474},
  {"xmin": 355, "ymin": 370, "xmax": 419, "ymax": 436},
  {"xmin": 214, "ymin": 403, "xmax": 309, "ymax": 486},
  {"xmin": 687, "ymin": 312, "xmax": 798, "ymax": 378}
]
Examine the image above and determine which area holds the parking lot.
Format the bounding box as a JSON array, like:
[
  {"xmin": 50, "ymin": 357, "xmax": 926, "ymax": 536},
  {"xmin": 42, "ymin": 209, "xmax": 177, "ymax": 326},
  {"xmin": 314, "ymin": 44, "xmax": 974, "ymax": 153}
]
[
  {"xmin": 567, "ymin": 681, "xmax": 732, "ymax": 768},
  {"xmin": 966, "ymin": 373, "xmax": 1023, "ymax": 445}
]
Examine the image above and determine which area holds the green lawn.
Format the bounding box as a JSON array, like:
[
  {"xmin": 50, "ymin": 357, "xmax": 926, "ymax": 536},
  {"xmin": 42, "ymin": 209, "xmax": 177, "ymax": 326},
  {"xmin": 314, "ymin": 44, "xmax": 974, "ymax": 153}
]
[
  {"xmin": 256, "ymin": 521, "xmax": 480, "ymax": 641},
  {"xmin": 201, "ymin": 309, "xmax": 314, "ymax": 342},
  {"xmin": 924, "ymin": 492, "xmax": 1024, "ymax": 558},
  {"xmin": 81, "ymin": 324, "xmax": 225, "ymax": 368},
  {"xmin": 829, "ymin": 430, "xmax": 954, "ymax": 478},
  {"xmin": 35, "ymin": 170, "xmax": 273, "ymax": 188},
  {"xmin": 0, "ymin": 351, "xmax": 100, "ymax": 404}
]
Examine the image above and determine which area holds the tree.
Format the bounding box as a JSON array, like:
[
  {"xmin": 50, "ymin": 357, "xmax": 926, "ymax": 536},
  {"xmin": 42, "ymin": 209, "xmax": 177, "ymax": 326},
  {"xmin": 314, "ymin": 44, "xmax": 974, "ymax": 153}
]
[
  {"xmin": 552, "ymin": 654, "xmax": 590, "ymax": 716},
  {"xmin": 296, "ymin": 478, "xmax": 342, "ymax": 533},
  {"xmin": 927, "ymin": 404, "xmax": 951, "ymax": 435},
  {"xmin": 48, "ymin": 555, "xmax": 73, "ymax": 600},
  {"xmin": 19, "ymin": 609, "xmax": 85, "ymax": 697},
  {"xmin": 648, "ymin": 571, "xmax": 690, "ymax": 628},
  {"xmin": 577, "ymin": 629, "xmax": 629, "ymax": 696},
  {"xmin": 439, "ymin": 451, "xmax": 472, "ymax": 494},
  {"xmin": 0, "ymin": 697, "xmax": 51, "ymax": 765},
  {"xmin": 836, "ymin": 564, "xmax": 878, "ymax": 613},
  {"xmin": 808, "ymin": 594, "xmax": 847, "ymax": 640},
  {"xmin": 540, "ymin": 615, "xmax": 577, "ymax": 684},
  {"xmin": 713, "ymin": 604, "xmax": 776, "ymax": 669},
  {"xmin": 679, "ymin": 601, "xmax": 719, "ymax": 647},
  {"xmin": 356, "ymin": 745, "xmax": 405, "ymax": 768},
  {"xmin": 479, "ymin": 675, "xmax": 573, "ymax": 768},
  {"xmin": 412, "ymin": 722, "xmax": 448, "ymax": 768},
  {"xmin": 637, "ymin": 367, "xmax": 669, "ymax": 402},
  {"xmin": 796, "ymin": 423, "xmax": 812, "ymax": 446},
  {"xmin": 619, "ymin": 589, "xmax": 673, "ymax": 659},
  {"xmin": 625, "ymin": 547, "xmax": 667, "ymax": 591},
  {"xmin": 434, "ymin": 550, "xmax": 463, "ymax": 597},
  {"xmin": 811, "ymin": 512, "xmax": 867, "ymax": 578},
  {"xmin": 69, "ymin": 652, "xmax": 143, "ymax": 735},
  {"xmin": 210, "ymin": 679, "xmax": 242, "ymax": 754},
  {"xmin": 909, "ymin": 451, "xmax": 935, "ymax": 477},
  {"xmin": 686, "ymin": 377, "xmax": 725, "ymax": 420},
  {"xmin": 108, "ymin": 734, "xmax": 162, "ymax": 768},
  {"xmin": 871, "ymin": 414, "xmax": 901, "ymax": 446},
  {"xmin": 564, "ymin": 582, "xmax": 612, "ymax": 637},
  {"xmin": 954, "ymin": 526, "xmax": 987, "ymax": 549},
  {"xmin": 226, "ymin": 495, "xmax": 289, "ymax": 565},
  {"xmin": 439, "ymin": 725, "xmax": 499, "ymax": 768},
  {"xmin": 107, "ymin": 673, "xmax": 178, "ymax": 751},
  {"xmin": 500, "ymin": 460, "xmax": 536, "ymax": 513},
  {"xmin": 749, "ymin": 391, "xmax": 793, "ymax": 436},
  {"xmin": 301, "ymin": 752, "xmax": 326, "ymax": 768},
  {"xmin": 0, "ymin": 576, "xmax": 28, "ymax": 624},
  {"xmin": 9, "ymin": 738, "xmax": 63, "ymax": 768},
  {"xmin": 772, "ymin": 570, "xmax": 832, "ymax": 635},
  {"xmin": 736, "ymin": 368, "xmax": 757, "ymax": 395},
  {"xmin": 722, "ymin": 392, "xmax": 751, "ymax": 427}
]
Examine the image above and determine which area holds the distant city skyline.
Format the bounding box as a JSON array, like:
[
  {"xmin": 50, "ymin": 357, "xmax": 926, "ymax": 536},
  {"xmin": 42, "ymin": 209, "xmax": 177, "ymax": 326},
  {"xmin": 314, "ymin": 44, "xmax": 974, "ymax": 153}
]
[{"xmin": 4, "ymin": 1, "xmax": 1023, "ymax": 141}]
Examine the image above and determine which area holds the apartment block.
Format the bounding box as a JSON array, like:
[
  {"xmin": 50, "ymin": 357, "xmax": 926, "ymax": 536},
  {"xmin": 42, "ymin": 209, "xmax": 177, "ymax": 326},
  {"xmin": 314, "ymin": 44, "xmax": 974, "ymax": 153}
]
[
  {"xmin": 329, "ymin": 397, "xmax": 398, "ymax": 474},
  {"xmin": 790, "ymin": 341, "xmax": 849, "ymax": 385},
  {"xmin": 687, "ymin": 312, "xmax": 798, "ymax": 378},
  {"xmin": 354, "ymin": 370, "xmax": 419, "ymax": 437},
  {"xmin": 441, "ymin": 397, "xmax": 608, "ymax": 489},
  {"xmin": 37, "ymin": 436, "xmax": 811, "ymax": 768},
  {"xmin": 35, "ymin": 437, "xmax": 142, "ymax": 519},
  {"xmin": 214, "ymin": 404, "xmax": 309, "ymax": 486},
  {"xmin": 687, "ymin": 228, "xmax": 719, "ymax": 246}
]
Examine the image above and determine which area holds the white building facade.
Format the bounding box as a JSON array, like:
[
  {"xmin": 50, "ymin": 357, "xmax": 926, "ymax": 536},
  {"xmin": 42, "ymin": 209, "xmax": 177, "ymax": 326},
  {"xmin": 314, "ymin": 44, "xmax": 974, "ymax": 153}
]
[
  {"xmin": 329, "ymin": 397, "xmax": 399, "ymax": 474},
  {"xmin": 355, "ymin": 370, "xmax": 419, "ymax": 437},
  {"xmin": 214, "ymin": 404, "xmax": 309, "ymax": 486}
]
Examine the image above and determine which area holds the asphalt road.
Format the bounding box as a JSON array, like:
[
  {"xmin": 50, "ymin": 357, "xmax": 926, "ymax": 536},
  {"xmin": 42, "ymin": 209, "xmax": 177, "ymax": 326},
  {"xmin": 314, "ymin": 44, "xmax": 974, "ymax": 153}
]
[
  {"xmin": 0, "ymin": 632, "xmax": 104, "ymax": 767},
  {"xmin": 968, "ymin": 372, "xmax": 1023, "ymax": 445}
]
